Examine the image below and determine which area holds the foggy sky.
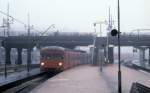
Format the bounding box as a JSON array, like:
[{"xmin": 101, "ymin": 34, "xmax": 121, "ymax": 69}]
[{"xmin": 0, "ymin": 0, "xmax": 149, "ymax": 34}]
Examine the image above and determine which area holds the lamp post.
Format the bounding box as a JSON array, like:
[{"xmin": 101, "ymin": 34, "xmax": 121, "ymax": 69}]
[
  {"xmin": 92, "ymin": 23, "xmax": 97, "ymax": 65},
  {"xmin": 117, "ymin": 0, "xmax": 122, "ymax": 93},
  {"xmin": 94, "ymin": 21, "xmax": 107, "ymax": 37},
  {"xmin": 93, "ymin": 21, "xmax": 107, "ymax": 71},
  {"xmin": 110, "ymin": 0, "xmax": 122, "ymax": 92}
]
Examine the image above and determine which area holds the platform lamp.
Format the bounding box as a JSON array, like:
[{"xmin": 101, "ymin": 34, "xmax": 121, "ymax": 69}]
[
  {"xmin": 92, "ymin": 23, "xmax": 97, "ymax": 66},
  {"xmin": 111, "ymin": 0, "xmax": 122, "ymax": 92},
  {"xmin": 111, "ymin": 27, "xmax": 122, "ymax": 93}
]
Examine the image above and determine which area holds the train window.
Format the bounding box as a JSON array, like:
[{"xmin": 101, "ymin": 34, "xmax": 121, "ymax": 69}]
[
  {"xmin": 41, "ymin": 52, "xmax": 64, "ymax": 61},
  {"xmin": 53, "ymin": 54, "xmax": 64, "ymax": 61}
]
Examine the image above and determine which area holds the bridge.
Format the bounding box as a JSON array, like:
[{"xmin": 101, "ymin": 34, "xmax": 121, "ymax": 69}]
[
  {"xmin": 0, "ymin": 35, "xmax": 94, "ymax": 65},
  {"xmin": 95, "ymin": 34, "xmax": 150, "ymax": 47},
  {"xmin": 93, "ymin": 34, "xmax": 150, "ymax": 66},
  {"xmin": 2, "ymin": 35, "xmax": 94, "ymax": 48},
  {"xmin": 1, "ymin": 33, "xmax": 150, "ymax": 66}
]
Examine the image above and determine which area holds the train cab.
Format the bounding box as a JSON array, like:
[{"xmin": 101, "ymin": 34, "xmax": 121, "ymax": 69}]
[{"xmin": 40, "ymin": 47, "xmax": 65, "ymax": 71}]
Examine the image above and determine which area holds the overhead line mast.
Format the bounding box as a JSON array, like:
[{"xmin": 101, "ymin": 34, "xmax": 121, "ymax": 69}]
[{"xmin": 7, "ymin": 3, "xmax": 10, "ymax": 36}]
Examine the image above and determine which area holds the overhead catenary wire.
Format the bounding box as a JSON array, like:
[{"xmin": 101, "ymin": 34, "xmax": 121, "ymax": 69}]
[
  {"xmin": 0, "ymin": 10, "xmax": 26, "ymax": 25},
  {"xmin": 0, "ymin": 10, "xmax": 56, "ymax": 36}
]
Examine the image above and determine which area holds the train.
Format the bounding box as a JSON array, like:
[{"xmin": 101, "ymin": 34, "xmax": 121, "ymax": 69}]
[{"xmin": 40, "ymin": 46, "xmax": 89, "ymax": 72}]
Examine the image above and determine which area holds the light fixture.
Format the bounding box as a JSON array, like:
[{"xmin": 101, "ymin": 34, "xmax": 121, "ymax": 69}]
[
  {"xmin": 58, "ymin": 62, "xmax": 63, "ymax": 66},
  {"xmin": 41, "ymin": 62, "xmax": 45, "ymax": 66}
]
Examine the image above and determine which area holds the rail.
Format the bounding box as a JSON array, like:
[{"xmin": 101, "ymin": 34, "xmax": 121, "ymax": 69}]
[{"xmin": 0, "ymin": 70, "xmax": 45, "ymax": 92}]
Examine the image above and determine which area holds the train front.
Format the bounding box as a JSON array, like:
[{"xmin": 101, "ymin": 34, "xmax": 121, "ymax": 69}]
[{"xmin": 40, "ymin": 47, "xmax": 64, "ymax": 72}]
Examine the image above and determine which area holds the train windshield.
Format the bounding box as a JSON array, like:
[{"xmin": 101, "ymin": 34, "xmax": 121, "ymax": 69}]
[{"xmin": 41, "ymin": 52, "xmax": 64, "ymax": 61}]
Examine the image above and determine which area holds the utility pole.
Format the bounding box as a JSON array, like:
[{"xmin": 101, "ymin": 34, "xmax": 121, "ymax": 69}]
[
  {"xmin": 106, "ymin": 6, "xmax": 114, "ymax": 64},
  {"xmin": 3, "ymin": 3, "xmax": 10, "ymax": 78},
  {"xmin": 3, "ymin": 19, "xmax": 6, "ymax": 36},
  {"xmin": 27, "ymin": 13, "xmax": 30, "ymax": 73},
  {"xmin": 27, "ymin": 13, "xmax": 30, "ymax": 36},
  {"xmin": 107, "ymin": 7, "xmax": 111, "ymax": 63},
  {"xmin": 1, "ymin": 18, "xmax": 7, "ymax": 78},
  {"xmin": 92, "ymin": 23, "xmax": 97, "ymax": 65},
  {"xmin": 7, "ymin": 3, "xmax": 10, "ymax": 36}
]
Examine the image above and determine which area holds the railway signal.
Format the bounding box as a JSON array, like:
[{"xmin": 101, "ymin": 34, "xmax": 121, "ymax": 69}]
[{"xmin": 111, "ymin": 29, "xmax": 118, "ymax": 36}]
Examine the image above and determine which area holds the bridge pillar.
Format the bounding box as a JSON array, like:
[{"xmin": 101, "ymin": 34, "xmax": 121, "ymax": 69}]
[
  {"xmin": 93, "ymin": 47, "xmax": 99, "ymax": 65},
  {"xmin": 93, "ymin": 45, "xmax": 105, "ymax": 66},
  {"xmin": 90, "ymin": 47, "xmax": 93, "ymax": 64},
  {"xmin": 104, "ymin": 47, "xmax": 107, "ymax": 62},
  {"xmin": 27, "ymin": 48, "xmax": 32, "ymax": 72},
  {"xmin": 139, "ymin": 48, "xmax": 146, "ymax": 67},
  {"xmin": 17, "ymin": 48, "xmax": 22, "ymax": 65},
  {"xmin": 98, "ymin": 47, "xmax": 105, "ymax": 71},
  {"xmin": 5, "ymin": 47, "xmax": 11, "ymax": 65},
  {"xmin": 108, "ymin": 46, "xmax": 114, "ymax": 64}
]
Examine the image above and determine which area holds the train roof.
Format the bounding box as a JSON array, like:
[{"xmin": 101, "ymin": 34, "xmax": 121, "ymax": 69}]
[
  {"xmin": 41, "ymin": 46, "xmax": 86, "ymax": 53},
  {"xmin": 41, "ymin": 46, "xmax": 65, "ymax": 51}
]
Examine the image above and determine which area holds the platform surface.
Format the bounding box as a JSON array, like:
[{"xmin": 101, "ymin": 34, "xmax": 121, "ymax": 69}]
[
  {"xmin": 30, "ymin": 65, "xmax": 111, "ymax": 93},
  {"xmin": 30, "ymin": 64, "xmax": 150, "ymax": 93}
]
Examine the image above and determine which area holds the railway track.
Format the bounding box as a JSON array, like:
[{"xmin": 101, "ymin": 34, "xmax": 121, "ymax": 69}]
[
  {"xmin": 3, "ymin": 76, "xmax": 47, "ymax": 93},
  {"xmin": 1, "ymin": 72, "xmax": 58, "ymax": 93}
]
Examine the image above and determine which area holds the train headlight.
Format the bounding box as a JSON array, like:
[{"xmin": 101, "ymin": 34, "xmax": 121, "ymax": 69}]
[
  {"xmin": 41, "ymin": 62, "xmax": 45, "ymax": 66},
  {"xmin": 58, "ymin": 62, "xmax": 63, "ymax": 66}
]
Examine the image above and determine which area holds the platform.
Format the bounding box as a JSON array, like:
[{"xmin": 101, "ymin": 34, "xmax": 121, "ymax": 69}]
[
  {"xmin": 30, "ymin": 64, "xmax": 150, "ymax": 93},
  {"xmin": 30, "ymin": 65, "xmax": 112, "ymax": 93}
]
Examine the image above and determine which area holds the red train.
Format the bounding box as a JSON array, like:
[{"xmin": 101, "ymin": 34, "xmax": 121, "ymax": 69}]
[{"xmin": 40, "ymin": 46, "xmax": 88, "ymax": 72}]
